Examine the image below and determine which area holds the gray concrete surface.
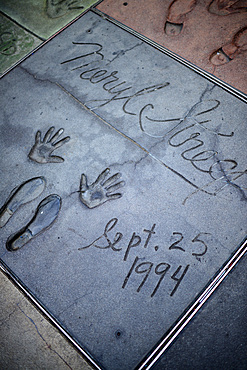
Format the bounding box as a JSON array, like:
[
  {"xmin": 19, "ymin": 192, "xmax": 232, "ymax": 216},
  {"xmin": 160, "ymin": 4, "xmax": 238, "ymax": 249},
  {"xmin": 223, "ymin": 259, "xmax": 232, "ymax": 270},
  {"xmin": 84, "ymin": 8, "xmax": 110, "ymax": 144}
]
[
  {"xmin": 0, "ymin": 8, "xmax": 246, "ymax": 370},
  {"xmin": 154, "ymin": 253, "xmax": 247, "ymax": 370},
  {"xmin": 0, "ymin": 270, "xmax": 93, "ymax": 370}
]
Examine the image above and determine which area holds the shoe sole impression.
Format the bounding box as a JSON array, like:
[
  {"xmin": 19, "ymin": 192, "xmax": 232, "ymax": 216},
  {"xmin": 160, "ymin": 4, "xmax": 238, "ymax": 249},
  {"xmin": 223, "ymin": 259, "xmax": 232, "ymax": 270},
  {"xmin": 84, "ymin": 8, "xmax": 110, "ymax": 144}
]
[
  {"xmin": 210, "ymin": 26, "xmax": 247, "ymax": 66},
  {"xmin": 208, "ymin": 0, "xmax": 247, "ymax": 16},
  {"xmin": 164, "ymin": 0, "xmax": 197, "ymax": 36},
  {"xmin": 0, "ymin": 177, "xmax": 46, "ymax": 228},
  {"xmin": 6, "ymin": 194, "xmax": 62, "ymax": 251}
]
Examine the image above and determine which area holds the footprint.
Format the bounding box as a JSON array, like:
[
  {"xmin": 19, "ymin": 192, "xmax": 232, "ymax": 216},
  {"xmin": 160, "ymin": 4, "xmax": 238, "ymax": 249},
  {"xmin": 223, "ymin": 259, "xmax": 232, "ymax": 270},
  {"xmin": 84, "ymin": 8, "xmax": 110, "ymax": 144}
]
[
  {"xmin": 210, "ymin": 26, "xmax": 247, "ymax": 65},
  {"xmin": 0, "ymin": 177, "xmax": 46, "ymax": 228},
  {"xmin": 6, "ymin": 194, "xmax": 62, "ymax": 251},
  {"xmin": 164, "ymin": 21, "xmax": 183, "ymax": 36},
  {"xmin": 164, "ymin": 0, "xmax": 197, "ymax": 36},
  {"xmin": 208, "ymin": 0, "xmax": 247, "ymax": 16},
  {"xmin": 210, "ymin": 48, "xmax": 232, "ymax": 65}
]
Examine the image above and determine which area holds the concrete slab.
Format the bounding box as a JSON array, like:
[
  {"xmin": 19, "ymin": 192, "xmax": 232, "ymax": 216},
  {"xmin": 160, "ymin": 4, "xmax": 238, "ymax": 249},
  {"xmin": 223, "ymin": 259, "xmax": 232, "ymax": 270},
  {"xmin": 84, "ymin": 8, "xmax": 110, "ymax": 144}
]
[
  {"xmin": 0, "ymin": 10, "xmax": 246, "ymax": 370},
  {"xmin": 1, "ymin": 254, "xmax": 246, "ymax": 369},
  {"xmin": 0, "ymin": 271, "xmax": 93, "ymax": 370},
  {"xmin": 0, "ymin": 0, "xmax": 100, "ymax": 40},
  {"xmin": 0, "ymin": 13, "xmax": 41, "ymax": 76},
  {"xmin": 96, "ymin": 0, "xmax": 247, "ymax": 95},
  {"xmin": 154, "ymin": 253, "xmax": 247, "ymax": 369}
]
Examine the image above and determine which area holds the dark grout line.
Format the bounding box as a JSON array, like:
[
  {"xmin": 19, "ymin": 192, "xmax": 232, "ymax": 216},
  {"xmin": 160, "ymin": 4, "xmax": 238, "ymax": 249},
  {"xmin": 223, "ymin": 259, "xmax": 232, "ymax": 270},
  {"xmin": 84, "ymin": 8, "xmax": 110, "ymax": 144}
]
[{"xmin": 0, "ymin": 10, "xmax": 45, "ymax": 41}]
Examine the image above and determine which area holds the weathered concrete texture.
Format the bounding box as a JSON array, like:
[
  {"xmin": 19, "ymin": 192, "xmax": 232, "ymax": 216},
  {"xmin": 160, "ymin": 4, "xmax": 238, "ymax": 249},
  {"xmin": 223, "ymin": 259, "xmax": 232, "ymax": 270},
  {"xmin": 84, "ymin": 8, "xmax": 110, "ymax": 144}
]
[
  {"xmin": 0, "ymin": 271, "xmax": 93, "ymax": 370},
  {"xmin": 1, "ymin": 255, "xmax": 246, "ymax": 370},
  {"xmin": 96, "ymin": 0, "xmax": 247, "ymax": 95},
  {"xmin": 154, "ymin": 253, "xmax": 247, "ymax": 370},
  {"xmin": 0, "ymin": 0, "xmax": 100, "ymax": 40},
  {"xmin": 0, "ymin": 13, "xmax": 41, "ymax": 76},
  {"xmin": 0, "ymin": 10, "xmax": 246, "ymax": 370}
]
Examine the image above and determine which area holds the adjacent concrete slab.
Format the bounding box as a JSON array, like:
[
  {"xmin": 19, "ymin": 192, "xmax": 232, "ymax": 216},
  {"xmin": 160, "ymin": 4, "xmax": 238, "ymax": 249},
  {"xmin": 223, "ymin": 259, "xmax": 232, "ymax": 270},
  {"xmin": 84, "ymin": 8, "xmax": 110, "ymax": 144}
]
[
  {"xmin": 1, "ymin": 255, "xmax": 246, "ymax": 369},
  {"xmin": 96, "ymin": 0, "xmax": 247, "ymax": 95},
  {"xmin": 0, "ymin": 11, "xmax": 246, "ymax": 370},
  {"xmin": 0, "ymin": 13, "xmax": 41, "ymax": 76},
  {"xmin": 154, "ymin": 253, "xmax": 247, "ymax": 369},
  {"xmin": 0, "ymin": 0, "xmax": 100, "ymax": 40},
  {"xmin": 0, "ymin": 271, "xmax": 93, "ymax": 370}
]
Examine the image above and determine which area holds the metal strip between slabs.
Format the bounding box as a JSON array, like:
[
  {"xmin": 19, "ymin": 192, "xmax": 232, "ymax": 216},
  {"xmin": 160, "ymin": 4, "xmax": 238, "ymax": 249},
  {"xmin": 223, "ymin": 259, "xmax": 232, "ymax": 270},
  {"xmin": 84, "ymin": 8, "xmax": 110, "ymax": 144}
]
[
  {"xmin": 1, "ymin": 238, "xmax": 246, "ymax": 370},
  {"xmin": 0, "ymin": 6, "xmax": 247, "ymax": 370},
  {"xmin": 0, "ymin": 2, "xmax": 104, "ymax": 79},
  {"xmin": 135, "ymin": 237, "xmax": 247, "ymax": 370},
  {"xmin": 92, "ymin": 8, "xmax": 247, "ymax": 104},
  {"xmin": 0, "ymin": 261, "xmax": 104, "ymax": 370}
]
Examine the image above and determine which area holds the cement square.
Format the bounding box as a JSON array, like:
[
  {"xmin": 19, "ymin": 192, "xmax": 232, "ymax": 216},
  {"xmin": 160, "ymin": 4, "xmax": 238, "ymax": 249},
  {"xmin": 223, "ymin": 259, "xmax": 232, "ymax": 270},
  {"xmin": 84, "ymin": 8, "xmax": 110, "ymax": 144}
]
[
  {"xmin": 0, "ymin": 10, "xmax": 246, "ymax": 370},
  {"xmin": 0, "ymin": 0, "xmax": 100, "ymax": 40},
  {"xmin": 0, "ymin": 13, "xmax": 41, "ymax": 76},
  {"xmin": 96, "ymin": 0, "xmax": 247, "ymax": 95}
]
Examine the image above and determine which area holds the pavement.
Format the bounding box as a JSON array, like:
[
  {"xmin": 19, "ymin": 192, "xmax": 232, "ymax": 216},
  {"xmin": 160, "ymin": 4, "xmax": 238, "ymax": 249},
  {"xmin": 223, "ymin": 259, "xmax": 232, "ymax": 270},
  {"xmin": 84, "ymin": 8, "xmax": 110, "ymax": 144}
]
[{"xmin": 0, "ymin": 1, "xmax": 246, "ymax": 369}]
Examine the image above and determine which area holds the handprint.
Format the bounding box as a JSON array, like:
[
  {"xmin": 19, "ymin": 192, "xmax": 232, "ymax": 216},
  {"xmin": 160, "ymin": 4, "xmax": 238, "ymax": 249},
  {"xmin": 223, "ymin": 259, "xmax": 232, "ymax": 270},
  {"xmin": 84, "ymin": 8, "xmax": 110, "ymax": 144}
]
[
  {"xmin": 79, "ymin": 168, "xmax": 125, "ymax": 209},
  {"xmin": 28, "ymin": 126, "xmax": 70, "ymax": 164},
  {"xmin": 46, "ymin": 0, "xmax": 85, "ymax": 18}
]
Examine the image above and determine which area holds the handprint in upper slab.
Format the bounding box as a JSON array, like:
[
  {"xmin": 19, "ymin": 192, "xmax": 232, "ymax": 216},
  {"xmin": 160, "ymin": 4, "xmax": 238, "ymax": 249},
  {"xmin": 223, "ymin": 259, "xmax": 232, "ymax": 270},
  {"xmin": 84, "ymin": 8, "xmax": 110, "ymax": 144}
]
[
  {"xmin": 46, "ymin": 0, "xmax": 85, "ymax": 18},
  {"xmin": 28, "ymin": 126, "xmax": 70, "ymax": 164},
  {"xmin": 79, "ymin": 168, "xmax": 125, "ymax": 209}
]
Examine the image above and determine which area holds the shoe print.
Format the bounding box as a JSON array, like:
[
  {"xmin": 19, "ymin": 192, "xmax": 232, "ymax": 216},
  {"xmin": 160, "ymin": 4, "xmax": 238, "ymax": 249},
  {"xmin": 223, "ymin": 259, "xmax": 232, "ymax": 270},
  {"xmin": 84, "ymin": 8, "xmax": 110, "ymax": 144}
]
[
  {"xmin": 0, "ymin": 177, "xmax": 46, "ymax": 228},
  {"xmin": 164, "ymin": 0, "xmax": 197, "ymax": 36},
  {"xmin": 208, "ymin": 0, "xmax": 247, "ymax": 16},
  {"xmin": 6, "ymin": 194, "xmax": 62, "ymax": 251},
  {"xmin": 210, "ymin": 26, "xmax": 247, "ymax": 65}
]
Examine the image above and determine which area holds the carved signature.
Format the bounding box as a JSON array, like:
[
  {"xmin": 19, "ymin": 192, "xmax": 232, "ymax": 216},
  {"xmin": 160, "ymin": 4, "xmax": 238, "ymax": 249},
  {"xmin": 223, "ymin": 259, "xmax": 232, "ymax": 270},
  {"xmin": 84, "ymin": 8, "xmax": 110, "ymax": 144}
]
[{"xmin": 61, "ymin": 42, "xmax": 247, "ymax": 203}]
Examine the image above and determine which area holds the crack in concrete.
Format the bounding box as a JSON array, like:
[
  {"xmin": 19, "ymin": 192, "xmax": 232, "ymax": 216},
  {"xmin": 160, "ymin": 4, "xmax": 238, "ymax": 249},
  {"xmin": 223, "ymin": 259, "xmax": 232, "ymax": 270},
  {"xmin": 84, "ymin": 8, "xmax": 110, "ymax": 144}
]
[
  {"xmin": 55, "ymin": 81, "xmax": 215, "ymax": 196},
  {"xmin": 55, "ymin": 80, "xmax": 246, "ymax": 203},
  {"xmin": 0, "ymin": 306, "xmax": 19, "ymax": 327},
  {"xmin": 217, "ymin": 161, "xmax": 247, "ymax": 201},
  {"xmin": 105, "ymin": 41, "xmax": 143, "ymax": 65},
  {"xmin": 17, "ymin": 303, "xmax": 73, "ymax": 369},
  {"xmin": 57, "ymin": 292, "xmax": 93, "ymax": 316},
  {"xmin": 182, "ymin": 83, "xmax": 215, "ymax": 121},
  {"xmin": 108, "ymin": 153, "xmax": 148, "ymax": 171},
  {"xmin": 18, "ymin": 64, "xmax": 57, "ymax": 87},
  {"xmin": 56, "ymin": 81, "xmax": 151, "ymax": 155}
]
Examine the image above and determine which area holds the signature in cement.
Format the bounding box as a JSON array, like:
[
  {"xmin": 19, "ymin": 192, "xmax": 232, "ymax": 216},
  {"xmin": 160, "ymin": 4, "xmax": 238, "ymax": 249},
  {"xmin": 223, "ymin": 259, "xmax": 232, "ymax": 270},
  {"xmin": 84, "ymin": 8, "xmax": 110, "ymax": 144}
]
[{"xmin": 61, "ymin": 42, "xmax": 247, "ymax": 203}]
